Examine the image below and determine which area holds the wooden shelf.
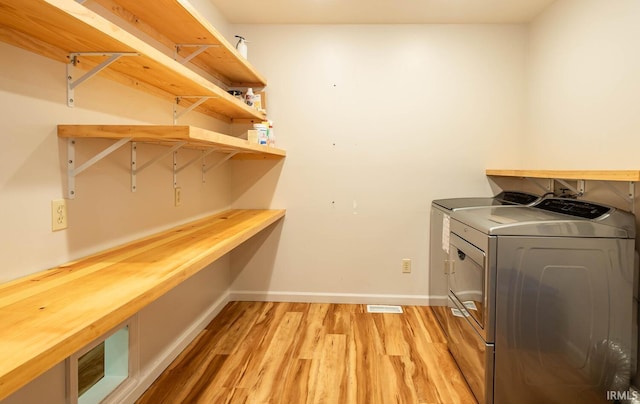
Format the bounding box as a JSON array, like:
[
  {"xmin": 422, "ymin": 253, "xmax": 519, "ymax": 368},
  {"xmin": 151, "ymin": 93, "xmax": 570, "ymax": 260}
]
[
  {"xmin": 486, "ymin": 169, "xmax": 640, "ymax": 182},
  {"xmin": 0, "ymin": 0, "xmax": 266, "ymax": 123},
  {"xmin": 58, "ymin": 125, "xmax": 286, "ymax": 159},
  {"xmin": 92, "ymin": 0, "xmax": 267, "ymax": 88},
  {"xmin": 0, "ymin": 209, "xmax": 285, "ymax": 400}
]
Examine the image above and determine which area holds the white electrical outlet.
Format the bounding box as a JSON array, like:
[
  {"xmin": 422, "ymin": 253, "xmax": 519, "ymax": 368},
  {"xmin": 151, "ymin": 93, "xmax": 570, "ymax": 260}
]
[
  {"xmin": 402, "ymin": 258, "xmax": 411, "ymax": 273},
  {"xmin": 174, "ymin": 187, "xmax": 182, "ymax": 207},
  {"xmin": 51, "ymin": 199, "xmax": 68, "ymax": 231}
]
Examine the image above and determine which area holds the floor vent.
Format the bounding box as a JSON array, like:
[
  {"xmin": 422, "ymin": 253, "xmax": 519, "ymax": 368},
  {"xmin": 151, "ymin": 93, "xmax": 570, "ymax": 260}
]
[{"xmin": 366, "ymin": 305, "xmax": 403, "ymax": 314}]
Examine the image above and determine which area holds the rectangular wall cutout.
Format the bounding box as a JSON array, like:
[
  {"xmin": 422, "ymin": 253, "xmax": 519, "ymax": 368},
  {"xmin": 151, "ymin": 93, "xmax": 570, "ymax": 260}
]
[{"xmin": 68, "ymin": 316, "xmax": 139, "ymax": 404}]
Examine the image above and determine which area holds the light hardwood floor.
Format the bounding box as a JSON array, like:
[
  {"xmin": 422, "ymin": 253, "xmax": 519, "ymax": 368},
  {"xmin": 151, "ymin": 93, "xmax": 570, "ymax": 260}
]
[{"xmin": 136, "ymin": 302, "xmax": 476, "ymax": 404}]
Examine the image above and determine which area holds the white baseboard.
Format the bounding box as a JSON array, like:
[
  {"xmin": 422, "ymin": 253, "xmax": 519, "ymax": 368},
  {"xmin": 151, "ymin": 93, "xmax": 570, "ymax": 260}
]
[
  {"xmin": 229, "ymin": 290, "xmax": 437, "ymax": 306},
  {"xmin": 429, "ymin": 294, "xmax": 448, "ymax": 306},
  {"xmin": 120, "ymin": 291, "xmax": 231, "ymax": 404}
]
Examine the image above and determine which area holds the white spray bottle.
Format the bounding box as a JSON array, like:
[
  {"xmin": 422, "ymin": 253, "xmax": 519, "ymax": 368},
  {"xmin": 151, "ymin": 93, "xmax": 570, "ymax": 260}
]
[{"xmin": 235, "ymin": 35, "xmax": 248, "ymax": 59}]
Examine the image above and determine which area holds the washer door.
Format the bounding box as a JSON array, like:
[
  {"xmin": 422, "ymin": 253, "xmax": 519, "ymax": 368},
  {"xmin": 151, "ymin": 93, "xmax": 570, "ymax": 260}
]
[{"xmin": 449, "ymin": 233, "xmax": 486, "ymax": 331}]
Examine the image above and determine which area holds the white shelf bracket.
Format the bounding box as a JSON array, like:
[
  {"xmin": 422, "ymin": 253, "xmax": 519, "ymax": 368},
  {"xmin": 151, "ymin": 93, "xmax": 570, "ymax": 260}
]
[
  {"xmin": 202, "ymin": 151, "xmax": 239, "ymax": 182},
  {"xmin": 173, "ymin": 96, "xmax": 214, "ymax": 124},
  {"xmin": 199, "ymin": 149, "xmax": 219, "ymax": 183},
  {"xmin": 67, "ymin": 52, "xmax": 139, "ymax": 107},
  {"xmin": 174, "ymin": 44, "xmax": 220, "ymax": 65},
  {"xmin": 176, "ymin": 149, "xmax": 217, "ymax": 175},
  {"xmin": 67, "ymin": 137, "xmax": 131, "ymax": 199},
  {"xmin": 131, "ymin": 142, "xmax": 186, "ymax": 192},
  {"xmin": 601, "ymin": 181, "xmax": 636, "ymax": 212},
  {"xmin": 525, "ymin": 177, "xmax": 554, "ymax": 194},
  {"xmin": 556, "ymin": 178, "xmax": 585, "ymax": 197},
  {"xmin": 173, "ymin": 150, "xmax": 178, "ymax": 188}
]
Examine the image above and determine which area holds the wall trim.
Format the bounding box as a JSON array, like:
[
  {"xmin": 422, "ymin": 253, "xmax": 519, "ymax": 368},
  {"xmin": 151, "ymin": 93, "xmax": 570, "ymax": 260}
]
[
  {"xmin": 229, "ymin": 290, "xmax": 438, "ymax": 306},
  {"xmin": 120, "ymin": 290, "xmax": 231, "ymax": 404}
]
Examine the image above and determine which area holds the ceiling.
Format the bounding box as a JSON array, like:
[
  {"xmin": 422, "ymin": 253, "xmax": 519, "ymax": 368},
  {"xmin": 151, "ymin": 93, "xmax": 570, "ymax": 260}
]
[{"xmin": 208, "ymin": 0, "xmax": 558, "ymax": 24}]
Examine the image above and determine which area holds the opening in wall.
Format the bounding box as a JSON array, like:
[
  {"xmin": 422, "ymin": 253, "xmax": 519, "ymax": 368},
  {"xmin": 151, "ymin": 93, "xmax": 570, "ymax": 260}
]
[{"xmin": 68, "ymin": 316, "xmax": 139, "ymax": 404}]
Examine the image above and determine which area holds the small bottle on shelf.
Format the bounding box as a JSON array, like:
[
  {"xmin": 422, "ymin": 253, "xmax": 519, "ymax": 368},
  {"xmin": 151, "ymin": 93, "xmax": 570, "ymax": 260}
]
[
  {"xmin": 245, "ymin": 88, "xmax": 254, "ymax": 106},
  {"xmin": 267, "ymin": 121, "xmax": 276, "ymax": 147},
  {"xmin": 253, "ymin": 123, "xmax": 268, "ymax": 145},
  {"xmin": 235, "ymin": 35, "xmax": 248, "ymax": 59}
]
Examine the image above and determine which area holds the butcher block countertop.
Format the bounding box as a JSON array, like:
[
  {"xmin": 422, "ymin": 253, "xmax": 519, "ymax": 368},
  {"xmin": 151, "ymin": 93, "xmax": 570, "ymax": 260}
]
[
  {"xmin": 0, "ymin": 209, "xmax": 285, "ymax": 400},
  {"xmin": 486, "ymin": 169, "xmax": 640, "ymax": 182}
]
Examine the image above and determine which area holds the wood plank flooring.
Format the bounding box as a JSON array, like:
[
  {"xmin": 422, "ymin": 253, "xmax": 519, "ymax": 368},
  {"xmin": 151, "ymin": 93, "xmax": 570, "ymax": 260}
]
[{"xmin": 136, "ymin": 302, "xmax": 476, "ymax": 404}]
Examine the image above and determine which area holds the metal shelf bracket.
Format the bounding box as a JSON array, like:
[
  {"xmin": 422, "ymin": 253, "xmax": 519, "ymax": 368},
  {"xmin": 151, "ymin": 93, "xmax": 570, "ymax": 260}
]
[
  {"xmin": 67, "ymin": 137, "xmax": 131, "ymax": 199},
  {"xmin": 176, "ymin": 149, "xmax": 217, "ymax": 176},
  {"xmin": 525, "ymin": 177, "xmax": 554, "ymax": 194},
  {"xmin": 202, "ymin": 151, "xmax": 239, "ymax": 183},
  {"xmin": 556, "ymin": 178, "xmax": 585, "ymax": 197},
  {"xmin": 174, "ymin": 44, "xmax": 220, "ymax": 65},
  {"xmin": 601, "ymin": 181, "xmax": 636, "ymax": 212},
  {"xmin": 131, "ymin": 141, "xmax": 186, "ymax": 192},
  {"xmin": 67, "ymin": 52, "xmax": 139, "ymax": 107},
  {"xmin": 173, "ymin": 96, "xmax": 215, "ymax": 124}
]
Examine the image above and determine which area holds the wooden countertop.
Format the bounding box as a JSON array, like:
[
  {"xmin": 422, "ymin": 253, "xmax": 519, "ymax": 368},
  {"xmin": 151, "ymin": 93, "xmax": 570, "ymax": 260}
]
[
  {"xmin": 0, "ymin": 209, "xmax": 285, "ymax": 400},
  {"xmin": 486, "ymin": 169, "xmax": 640, "ymax": 182}
]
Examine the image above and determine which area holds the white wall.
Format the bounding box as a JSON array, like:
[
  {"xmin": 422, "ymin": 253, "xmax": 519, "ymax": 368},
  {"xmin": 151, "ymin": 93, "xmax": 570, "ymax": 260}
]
[
  {"xmin": 525, "ymin": 0, "xmax": 640, "ymax": 169},
  {"xmin": 229, "ymin": 24, "xmax": 527, "ymax": 302},
  {"xmin": 189, "ymin": 0, "xmax": 233, "ymax": 41}
]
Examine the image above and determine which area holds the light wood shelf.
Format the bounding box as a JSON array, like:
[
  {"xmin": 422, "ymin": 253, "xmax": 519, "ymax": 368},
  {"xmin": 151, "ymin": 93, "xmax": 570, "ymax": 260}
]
[
  {"xmin": 58, "ymin": 125, "xmax": 286, "ymax": 159},
  {"xmin": 92, "ymin": 0, "xmax": 266, "ymax": 88},
  {"xmin": 0, "ymin": 209, "xmax": 285, "ymax": 400},
  {"xmin": 486, "ymin": 169, "xmax": 640, "ymax": 182},
  {"xmin": 0, "ymin": 0, "xmax": 266, "ymax": 123}
]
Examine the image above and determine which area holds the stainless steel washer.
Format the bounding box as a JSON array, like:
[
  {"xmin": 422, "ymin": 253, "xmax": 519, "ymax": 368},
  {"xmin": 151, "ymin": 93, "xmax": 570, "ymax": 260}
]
[{"xmin": 447, "ymin": 198, "xmax": 636, "ymax": 404}]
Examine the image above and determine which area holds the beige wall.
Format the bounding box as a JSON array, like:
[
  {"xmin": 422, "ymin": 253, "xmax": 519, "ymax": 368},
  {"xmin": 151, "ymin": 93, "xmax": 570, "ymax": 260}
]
[
  {"xmin": 228, "ymin": 24, "xmax": 527, "ymax": 302},
  {"xmin": 525, "ymin": 0, "xmax": 640, "ymax": 169}
]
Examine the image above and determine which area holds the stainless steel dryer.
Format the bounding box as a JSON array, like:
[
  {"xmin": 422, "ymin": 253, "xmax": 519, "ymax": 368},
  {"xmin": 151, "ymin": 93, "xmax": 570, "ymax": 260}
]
[
  {"xmin": 446, "ymin": 198, "xmax": 636, "ymax": 404},
  {"xmin": 429, "ymin": 191, "xmax": 541, "ymax": 330}
]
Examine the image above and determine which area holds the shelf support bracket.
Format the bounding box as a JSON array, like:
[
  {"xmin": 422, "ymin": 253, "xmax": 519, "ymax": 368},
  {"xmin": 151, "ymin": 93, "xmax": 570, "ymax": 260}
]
[
  {"xmin": 174, "ymin": 44, "xmax": 220, "ymax": 65},
  {"xmin": 67, "ymin": 137, "xmax": 131, "ymax": 199},
  {"xmin": 203, "ymin": 151, "xmax": 239, "ymax": 182},
  {"xmin": 173, "ymin": 96, "xmax": 214, "ymax": 124},
  {"xmin": 601, "ymin": 181, "xmax": 636, "ymax": 213},
  {"xmin": 555, "ymin": 178, "xmax": 585, "ymax": 197},
  {"xmin": 131, "ymin": 142, "xmax": 186, "ymax": 192},
  {"xmin": 67, "ymin": 52, "xmax": 139, "ymax": 107},
  {"xmin": 525, "ymin": 177, "xmax": 554, "ymax": 194},
  {"xmin": 176, "ymin": 149, "xmax": 217, "ymax": 175}
]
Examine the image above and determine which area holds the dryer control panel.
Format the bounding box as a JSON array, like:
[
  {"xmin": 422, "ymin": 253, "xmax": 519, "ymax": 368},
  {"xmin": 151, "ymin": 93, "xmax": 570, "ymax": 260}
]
[{"xmin": 534, "ymin": 198, "xmax": 612, "ymax": 219}]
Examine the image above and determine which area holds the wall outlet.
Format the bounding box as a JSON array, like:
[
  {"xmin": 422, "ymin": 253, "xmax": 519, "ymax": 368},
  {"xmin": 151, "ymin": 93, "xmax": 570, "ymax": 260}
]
[
  {"xmin": 51, "ymin": 199, "xmax": 68, "ymax": 231},
  {"xmin": 174, "ymin": 187, "xmax": 182, "ymax": 207},
  {"xmin": 402, "ymin": 258, "xmax": 411, "ymax": 273}
]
